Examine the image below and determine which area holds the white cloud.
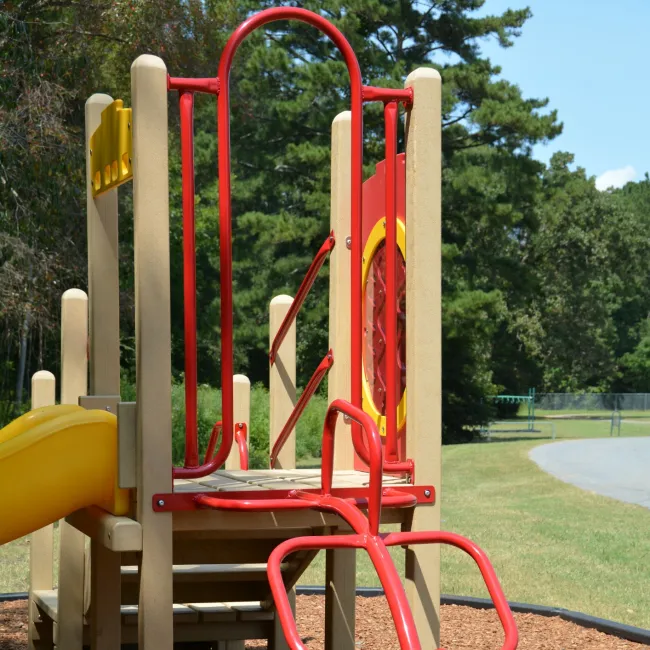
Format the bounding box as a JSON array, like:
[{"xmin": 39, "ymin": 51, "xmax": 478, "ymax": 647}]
[{"xmin": 595, "ymin": 165, "xmax": 637, "ymax": 191}]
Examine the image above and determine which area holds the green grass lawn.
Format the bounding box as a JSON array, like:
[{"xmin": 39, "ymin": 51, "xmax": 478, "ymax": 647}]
[{"xmin": 2, "ymin": 421, "xmax": 649, "ymax": 630}]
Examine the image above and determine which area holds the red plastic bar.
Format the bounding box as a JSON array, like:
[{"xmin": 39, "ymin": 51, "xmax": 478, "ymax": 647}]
[
  {"xmin": 179, "ymin": 89, "xmax": 199, "ymax": 469},
  {"xmin": 168, "ymin": 76, "xmax": 220, "ymax": 94},
  {"xmin": 269, "ymin": 232, "xmax": 335, "ymax": 365},
  {"xmin": 384, "ymin": 101, "xmax": 398, "ymax": 461},
  {"xmin": 173, "ymin": 416, "xmax": 233, "ymax": 479},
  {"xmin": 235, "ymin": 422, "xmax": 249, "ymax": 470},
  {"xmin": 362, "ymin": 85, "xmax": 413, "ymax": 105},
  {"xmin": 217, "ymin": 8, "xmax": 364, "ymax": 456},
  {"xmin": 153, "ymin": 485, "xmax": 432, "ymax": 511},
  {"xmin": 382, "ymin": 531, "xmax": 519, "ymax": 650},
  {"xmin": 268, "ymin": 531, "xmax": 518, "ymax": 650},
  {"xmin": 269, "ymin": 351, "xmax": 334, "ymax": 468}
]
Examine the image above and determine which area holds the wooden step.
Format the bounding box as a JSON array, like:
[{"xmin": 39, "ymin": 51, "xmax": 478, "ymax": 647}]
[{"xmin": 32, "ymin": 589, "xmax": 273, "ymax": 625}]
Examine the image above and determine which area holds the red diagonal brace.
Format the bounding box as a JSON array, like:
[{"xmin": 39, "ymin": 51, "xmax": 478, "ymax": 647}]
[
  {"xmin": 269, "ymin": 351, "xmax": 334, "ymax": 468},
  {"xmin": 269, "ymin": 233, "xmax": 335, "ymax": 365}
]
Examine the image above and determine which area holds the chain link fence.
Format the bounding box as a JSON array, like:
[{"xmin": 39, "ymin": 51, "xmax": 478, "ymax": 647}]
[{"xmin": 536, "ymin": 393, "xmax": 650, "ymax": 412}]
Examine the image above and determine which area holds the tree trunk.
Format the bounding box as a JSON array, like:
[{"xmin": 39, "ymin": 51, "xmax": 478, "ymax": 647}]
[{"xmin": 14, "ymin": 309, "xmax": 31, "ymax": 413}]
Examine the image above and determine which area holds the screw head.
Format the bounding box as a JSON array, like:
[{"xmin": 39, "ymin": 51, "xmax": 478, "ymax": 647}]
[
  {"xmin": 345, "ymin": 236, "xmax": 352, "ymax": 249},
  {"xmin": 237, "ymin": 422, "xmax": 244, "ymax": 429},
  {"xmin": 424, "ymin": 489, "xmax": 431, "ymax": 498},
  {"xmin": 105, "ymin": 406, "xmax": 111, "ymax": 412},
  {"xmin": 157, "ymin": 499, "xmax": 165, "ymax": 507}
]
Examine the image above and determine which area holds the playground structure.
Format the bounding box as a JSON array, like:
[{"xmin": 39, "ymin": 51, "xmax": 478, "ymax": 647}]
[
  {"xmin": 0, "ymin": 8, "xmax": 518, "ymax": 650},
  {"xmin": 487, "ymin": 388, "xmax": 537, "ymax": 433}
]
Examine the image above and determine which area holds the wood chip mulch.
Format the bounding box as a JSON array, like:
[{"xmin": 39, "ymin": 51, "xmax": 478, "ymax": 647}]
[{"xmin": 1, "ymin": 595, "xmax": 648, "ymax": 649}]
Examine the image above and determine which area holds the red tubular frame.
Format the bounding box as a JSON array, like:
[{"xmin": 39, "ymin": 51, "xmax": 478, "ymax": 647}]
[
  {"xmin": 269, "ymin": 233, "xmax": 335, "ymax": 365},
  {"xmin": 169, "ymin": 76, "xmax": 220, "ymax": 94},
  {"xmin": 269, "ymin": 352, "xmax": 334, "ymax": 468},
  {"xmin": 217, "ymin": 8, "xmax": 364, "ymax": 457},
  {"xmin": 179, "ymin": 89, "xmax": 200, "ymax": 469},
  {"xmin": 384, "ymin": 101, "xmax": 398, "ymax": 461},
  {"xmin": 363, "ymin": 85, "xmax": 413, "ymax": 104},
  {"xmin": 267, "ymin": 531, "xmax": 518, "ymax": 650}
]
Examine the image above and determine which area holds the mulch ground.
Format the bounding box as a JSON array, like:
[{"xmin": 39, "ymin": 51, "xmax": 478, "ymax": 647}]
[{"xmin": 1, "ymin": 595, "xmax": 648, "ymax": 649}]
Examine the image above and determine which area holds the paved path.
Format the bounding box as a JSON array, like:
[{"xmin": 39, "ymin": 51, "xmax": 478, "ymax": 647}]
[{"xmin": 529, "ymin": 438, "xmax": 650, "ymax": 509}]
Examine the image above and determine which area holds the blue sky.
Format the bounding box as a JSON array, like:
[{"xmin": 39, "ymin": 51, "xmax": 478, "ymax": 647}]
[{"xmin": 475, "ymin": 0, "xmax": 649, "ymax": 189}]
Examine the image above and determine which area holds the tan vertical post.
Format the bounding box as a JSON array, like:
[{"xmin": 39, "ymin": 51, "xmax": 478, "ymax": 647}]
[
  {"xmin": 269, "ymin": 295, "xmax": 296, "ymax": 469},
  {"xmin": 57, "ymin": 289, "xmax": 89, "ymax": 650},
  {"xmin": 28, "ymin": 371, "xmax": 56, "ymax": 650},
  {"xmin": 131, "ymin": 53, "xmax": 173, "ymax": 650},
  {"xmin": 85, "ymin": 92, "xmax": 122, "ymax": 650},
  {"xmin": 86, "ymin": 93, "xmax": 120, "ymax": 396},
  {"xmin": 403, "ymin": 67, "xmax": 442, "ymax": 647},
  {"xmin": 226, "ymin": 374, "xmax": 251, "ymax": 470},
  {"xmin": 324, "ymin": 110, "xmax": 356, "ymax": 650},
  {"xmin": 269, "ymin": 296, "xmax": 296, "ymax": 650}
]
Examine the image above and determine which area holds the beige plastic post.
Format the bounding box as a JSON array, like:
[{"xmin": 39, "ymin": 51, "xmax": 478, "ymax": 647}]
[
  {"xmin": 226, "ymin": 374, "xmax": 251, "ymax": 470},
  {"xmin": 85, "ymin": 92, "xmax": 123, "ymax": 650},
  {"xmin": 324, "ymin": 111, "xmax": 356, "ymax": 650},
  {"xmin": 86, "ymin": 93, "xmax": 120, "ymax": 396},
  {"xmin": 403, "ymin": 67, "xmax": 442, "ymax": 647},
  {"xmin": 269, "ymin": 295, "xmax": 296, "ymax": 650},
  {"xmin": 57, "ymin": 289, "xmax": 89, "ymax": 650},
  {"xmin": 131, "ymin": 53, "xmax": 174, "ymax": 650},
  {"xmin": 28, "ymin": 371, "xmax": 56, "ymax": 650},
  {"xmin": 269, "ymin": 295, "xmax": 296, "ymax": 469}
]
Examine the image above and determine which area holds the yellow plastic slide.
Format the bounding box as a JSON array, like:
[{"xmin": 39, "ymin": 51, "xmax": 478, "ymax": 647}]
[{"xmin": 0, "ymin": 405, "xmax": 130, "ymax": 545}]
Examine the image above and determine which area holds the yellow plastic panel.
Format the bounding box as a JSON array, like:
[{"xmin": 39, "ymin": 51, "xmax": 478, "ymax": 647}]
[
  {"xmin": 89, "ymin": 99, "xmax": 133, "ymax": 197},
  {"xmin": 0, "ymin": 406, "xmax": 131, "ymax": 545}
]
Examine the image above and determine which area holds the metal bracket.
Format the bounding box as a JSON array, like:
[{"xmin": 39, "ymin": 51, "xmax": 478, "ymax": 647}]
[{"xmin": 78, "ymin": 394, "xmax": 120, "ymax": 414}]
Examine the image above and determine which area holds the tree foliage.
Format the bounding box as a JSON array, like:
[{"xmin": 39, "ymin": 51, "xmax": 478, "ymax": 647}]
[{"xmin": 1, "ymin": 0, "xmax": 649, "ymax": 442}]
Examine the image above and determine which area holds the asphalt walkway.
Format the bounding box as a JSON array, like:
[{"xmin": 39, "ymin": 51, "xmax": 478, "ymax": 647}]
[{"xmin": 529, "ymin": 437, "xmax": 650, "ymax": 509}]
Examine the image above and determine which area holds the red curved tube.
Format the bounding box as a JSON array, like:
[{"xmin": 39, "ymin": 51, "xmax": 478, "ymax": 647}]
[
  {"xmin": 173, "ymin": 417, "xmax": 233, "ymax": 479},
  {"xmin": 217, "ymin": 8, "xmax": 364, "ymax": 460},
  {"xmin": 267, "ymin": 531, "xmax": 518, "ymax": 650},
  {"xmin": 204, "ymin": 421, "xmax": 222, "ymax": 464},
  {"xmin": 381, "ymin": 531, "xmax": 519, "ymax": 650}
]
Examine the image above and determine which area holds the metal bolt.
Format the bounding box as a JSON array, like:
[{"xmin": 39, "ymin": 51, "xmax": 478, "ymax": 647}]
[
  {"xmin": 382, "ymin": 220, "xmax": 386, "ymax": 228},
  {"xmin": 345, "ymin": 236, "xmax": 352, "ymax": 249},
  {"xmin": 362, "ymin": 256, "xmax": 366, "ymax": 263},
  {"xmin": 424, "ymin": 489, "xmax": 431, "ymax": 498},
  {"xmin": 157, "ymin": 499, "xmax": 165, "ymax": 507},
  {"xmin": 329, "ymin": 235, "xmax": 334, "ymax": 244},
  {"xmin": 237, "ymin": 422, "xmax": 244, "ymax": 429},
  {"xmin": 128, "ymin": 121, "xmax": 131, "ymax": 129},
  {"xmin": 105, "ymin": 406, "xmax": 111, "ymax": 412},
  {"xmin": 89, "ymin": 149, "xmax": 93, "ymax": 156},
  {"xmin": 343, "ymin": 414, "xmax": 352, "ymax": 424}
]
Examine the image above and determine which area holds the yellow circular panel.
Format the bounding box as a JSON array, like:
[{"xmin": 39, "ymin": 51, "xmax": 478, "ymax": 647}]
[{"xmin": 361, "ymin": 218, "xmax": 407, "ymax": 436}]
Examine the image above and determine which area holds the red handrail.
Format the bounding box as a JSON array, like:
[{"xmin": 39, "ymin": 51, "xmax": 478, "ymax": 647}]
[
  {"xmin": 269, "ymin": 232, "xmax": 335, "ymax": 365},
  {"xmin": 235, "ymin": 422, "xmax": 249, "ymax": 471},
  {"xmin": 269, "ymin": 351, "xmax": 334, "ymax": 468},
  {"xmin": 179, "ymin": 89, "xmax": 200, "ymax": 469},
  {"xmin": 217, "ymin": 8, "xmax": 364, "ymax": 458}
]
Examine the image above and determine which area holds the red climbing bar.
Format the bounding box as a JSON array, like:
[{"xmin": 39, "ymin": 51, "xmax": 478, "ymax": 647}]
[
  {"xmin": 270, "ymin": 351, "xmax": 334, "ymax": 468},
  {"xmin": 179, "ymin": 89, "xmax": 199, "ymax": 469},
  {"xmin": 362, "ymin": 85, "xmax": 413, "ymax": 105},
  {"xmin": 217, "ymin": 8, "xmax": 364, "ymax": 456},
  {"xmin": 381, "ymin": 531, "xmax": 519, "ymax": 650},
  {"xmin": 173, "ymin": 416, "xmax": 233, "ymax": 479},
  {"xmin": 384, "ymin": 101, "xmax": 399, "ymax": 461},
  {"xmin": 203, "ymin": 421, "xmax": 222, "ymax": 464},
  {"xmin": 269, "ymin": 232, "xmax": 335, "ymax": 365},
  {"xmin": 168, "ymin": 76, "xmax": 220, "ymax": 94}
]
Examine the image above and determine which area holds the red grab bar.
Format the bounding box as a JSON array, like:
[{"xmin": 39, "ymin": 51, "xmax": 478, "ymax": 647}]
[
  {"xmin": 235, "ymin": 422, "xmax": 248, "ymax": 471},
  {"xmin": 217, "ymin": 8, "xmax": 365, "ymax": 460},
  {"xmin": 270, "ymin": 352, "xmax": 334, "ymax": 468},
  {"xmin": 267, "ymin": 531, "xmax": 518, "ymax": 650},
  {"xmin": 269, "ymin": 233, "xmax": 335, "ymax": 365}
]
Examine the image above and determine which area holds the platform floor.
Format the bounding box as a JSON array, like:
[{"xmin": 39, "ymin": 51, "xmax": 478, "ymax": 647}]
[{"xmin": 173, "ymin": 468, "xmax": 409, "ymax": 493}]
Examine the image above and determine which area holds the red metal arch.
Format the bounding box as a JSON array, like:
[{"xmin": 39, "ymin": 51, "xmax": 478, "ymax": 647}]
[{"xmin": 216, "ymin": 8, "xmax": 365, "ymax": 453}]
